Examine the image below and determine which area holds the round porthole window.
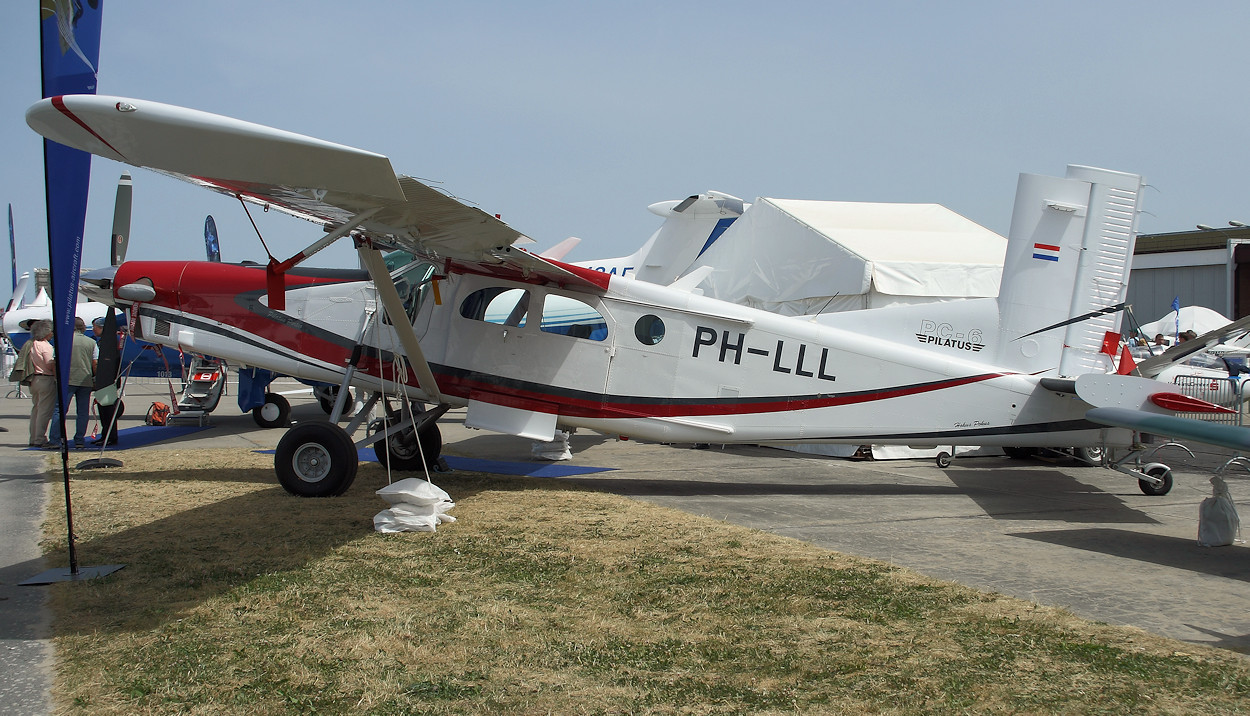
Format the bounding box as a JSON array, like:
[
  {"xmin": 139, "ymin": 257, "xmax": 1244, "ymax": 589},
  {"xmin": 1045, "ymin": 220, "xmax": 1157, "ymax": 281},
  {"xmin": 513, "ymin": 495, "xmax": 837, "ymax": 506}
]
[{"xmin": 634, "ymin": 315, "xmax": 665, "ymax": 345}]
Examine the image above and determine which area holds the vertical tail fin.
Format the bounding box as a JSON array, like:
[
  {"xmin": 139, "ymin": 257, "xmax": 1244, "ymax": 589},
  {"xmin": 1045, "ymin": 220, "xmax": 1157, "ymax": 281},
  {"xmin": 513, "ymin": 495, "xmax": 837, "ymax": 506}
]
[
  {"xmin": 577, "ymin": 192, "xmax": 745, "ymax": 283},
  {"xmin": 995, "ymin": 165, "xmax": 1145, "ymax": 376}
]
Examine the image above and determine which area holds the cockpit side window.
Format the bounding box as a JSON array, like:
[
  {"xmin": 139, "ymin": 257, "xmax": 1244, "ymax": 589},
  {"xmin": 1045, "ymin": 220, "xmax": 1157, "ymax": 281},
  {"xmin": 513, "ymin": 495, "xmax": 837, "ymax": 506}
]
[
  {"xmin": 460, "ymin": 287, "xmax": 530, "ymax": 327},
  {"xmin": 540, "ymin": 295, "xmax": 608, "ymax": 341},
  {"xmin": 383, "ymin": 259, "xmax": 438, "ymax": 326}
]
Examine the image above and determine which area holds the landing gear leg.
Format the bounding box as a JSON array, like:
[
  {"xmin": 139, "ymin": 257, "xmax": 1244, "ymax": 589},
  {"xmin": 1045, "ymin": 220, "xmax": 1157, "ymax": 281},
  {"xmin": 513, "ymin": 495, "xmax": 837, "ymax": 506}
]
[{"xmin": 1106, "ymin": 441, "xmax": 1176, "ymax": 496}]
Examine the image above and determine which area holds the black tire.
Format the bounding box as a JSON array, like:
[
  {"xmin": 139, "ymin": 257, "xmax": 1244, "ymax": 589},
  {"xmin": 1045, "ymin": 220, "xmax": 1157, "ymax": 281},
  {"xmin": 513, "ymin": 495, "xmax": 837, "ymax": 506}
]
[
  {"xmin": 935, "ymin": 452, "xmax": 952, "ymax": 468},
  {"xmin": 253, "ymin": 392, "xmax": 291, "ymax": 428},
  {"xmin": 1003, "ymin": 446, "xmax": 1037, "ymax": 460},
  {"xmin": 371, "ymin": 420, "xmax": 443, "ymax": 471},
  {"xmin": 315, "ymin": 386, "xmax": 350, "ymax": 414},
  {"xmin": 1138, "ymin": 465, "xmax": 1173, "ymax": 496},
  {"xmin": 1072, "ymin": 446, "xmax": 1103, "ymax": 466},
  {"xmin": 274, "ymin": 422, "xmax": 358, "ymax": 497}
]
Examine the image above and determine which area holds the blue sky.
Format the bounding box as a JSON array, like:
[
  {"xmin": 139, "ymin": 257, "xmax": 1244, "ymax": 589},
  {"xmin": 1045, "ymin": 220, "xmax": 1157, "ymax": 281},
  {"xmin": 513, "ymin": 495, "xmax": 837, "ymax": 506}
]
[{"xmin": 2, "ymin": 1, "xmax": 1248, "ymax": 284}]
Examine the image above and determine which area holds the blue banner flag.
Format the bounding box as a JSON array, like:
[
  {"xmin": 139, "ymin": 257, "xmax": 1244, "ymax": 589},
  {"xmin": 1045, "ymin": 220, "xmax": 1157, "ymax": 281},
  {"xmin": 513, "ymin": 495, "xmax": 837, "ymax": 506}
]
[{"xmin": 40, "ymin": 0, "xmax": 103, "ymax": 410}]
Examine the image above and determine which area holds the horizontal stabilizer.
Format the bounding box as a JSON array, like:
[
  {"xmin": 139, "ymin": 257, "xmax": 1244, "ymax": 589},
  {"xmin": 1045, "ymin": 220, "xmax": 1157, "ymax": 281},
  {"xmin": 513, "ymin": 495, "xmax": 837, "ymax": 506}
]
[{"xmin": 1086, "ymin": 407, "xmax": 1250, "ymax": 452}]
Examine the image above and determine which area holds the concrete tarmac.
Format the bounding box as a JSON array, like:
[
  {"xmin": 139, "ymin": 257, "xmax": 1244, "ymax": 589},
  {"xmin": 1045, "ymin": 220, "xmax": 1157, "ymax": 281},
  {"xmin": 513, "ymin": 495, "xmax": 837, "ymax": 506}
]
[{"xmin": 2, "ymin": 379, "xmax": 1248, "ymax": 713}]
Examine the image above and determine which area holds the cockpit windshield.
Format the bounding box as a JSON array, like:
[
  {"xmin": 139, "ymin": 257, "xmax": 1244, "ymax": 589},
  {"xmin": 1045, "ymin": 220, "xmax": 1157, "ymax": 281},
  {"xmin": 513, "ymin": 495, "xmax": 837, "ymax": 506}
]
[{"xmin": 384, "ymin": 250, "xmax": 438, "ymax": 325}]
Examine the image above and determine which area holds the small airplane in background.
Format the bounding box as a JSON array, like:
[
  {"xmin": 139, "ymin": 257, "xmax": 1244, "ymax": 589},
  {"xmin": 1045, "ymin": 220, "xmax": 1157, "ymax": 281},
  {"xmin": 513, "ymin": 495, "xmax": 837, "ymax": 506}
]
[
  {"xmin": 28, "ymin": 94, "xmax": 1250, "ymax": 500},
  {"xmin": 3, "ymin": 172, "xmax": 190, "ymax": 382}
]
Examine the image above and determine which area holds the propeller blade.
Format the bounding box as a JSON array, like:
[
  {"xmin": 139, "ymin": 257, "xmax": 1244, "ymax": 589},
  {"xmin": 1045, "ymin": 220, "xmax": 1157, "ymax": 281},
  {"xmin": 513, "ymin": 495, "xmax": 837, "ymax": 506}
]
[
  {"xmin": 110, "ymin": 172, "xmax": 133, "ymax": 266},
  {"xmin": 93, "ymin": 309, "xmax": 121, "ymax": 388},
  {"xmin": 204, "ymin": 215, "xmax": 220, "ymax": 262}
]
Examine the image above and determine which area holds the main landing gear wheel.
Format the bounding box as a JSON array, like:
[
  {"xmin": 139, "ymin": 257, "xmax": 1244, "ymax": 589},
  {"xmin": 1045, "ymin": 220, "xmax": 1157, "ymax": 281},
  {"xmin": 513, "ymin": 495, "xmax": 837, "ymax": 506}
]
[
  {"xmin": 1072, "ymin": 446, "xmax": 1103, "ymax": 466},
  {"xmin": 935, "ymin": 452, "xmax": 953, "ymax": 468},
  {"xmin": 274, "ymin": 422, "xmax": 358, "ymax": 497},
  {"xmin": 368, "ymin": 419, "xmax": 443, "ymax": 471},
  {"xmin": 1138, "ymin": 465, "xmax": 1173, "ymax": 496},
  {"xmin": 316, "ymin": 386, "xmax": 353, "ymax": 416},
  {"xmin": 253, "ymin": 392, "xmax": 291, "ymax": 428}
]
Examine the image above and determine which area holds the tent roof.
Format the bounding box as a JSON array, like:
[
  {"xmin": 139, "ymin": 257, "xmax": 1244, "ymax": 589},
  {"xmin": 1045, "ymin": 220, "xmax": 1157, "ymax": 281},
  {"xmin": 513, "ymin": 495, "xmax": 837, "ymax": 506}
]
[
  {"xmin": 694, "ymin": 198, "xmax": 1006, "ymax": 306},
  {"xmin": 768, "ymin": 199, "xmax": 1006, "ymax": 267}
]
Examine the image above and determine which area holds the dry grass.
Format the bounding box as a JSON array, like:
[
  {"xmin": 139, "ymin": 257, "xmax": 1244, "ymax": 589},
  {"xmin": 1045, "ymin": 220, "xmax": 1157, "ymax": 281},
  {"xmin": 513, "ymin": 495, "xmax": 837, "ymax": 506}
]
[{"xmin": 40, "ymin": 448, "xmax": 1250, "ymax": 715}]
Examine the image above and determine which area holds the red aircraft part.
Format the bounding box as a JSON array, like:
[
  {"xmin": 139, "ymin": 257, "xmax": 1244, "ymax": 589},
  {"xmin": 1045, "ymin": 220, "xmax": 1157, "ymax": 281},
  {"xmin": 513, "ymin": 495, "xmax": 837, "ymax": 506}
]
[{"xmin": 1149, "ymin": 392, "xmax": 1236, "ymax": 414}]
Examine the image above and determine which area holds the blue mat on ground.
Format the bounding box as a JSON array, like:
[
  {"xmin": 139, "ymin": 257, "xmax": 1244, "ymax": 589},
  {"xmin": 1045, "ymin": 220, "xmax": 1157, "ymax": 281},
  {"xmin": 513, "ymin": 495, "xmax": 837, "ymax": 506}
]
[
  {"xmin": 25, "ymin": 424, "xmax": 212, "ymax": 451},
  {"xmin": 258, "ymin": 447, "xmax": 615, "ymax": 478}
]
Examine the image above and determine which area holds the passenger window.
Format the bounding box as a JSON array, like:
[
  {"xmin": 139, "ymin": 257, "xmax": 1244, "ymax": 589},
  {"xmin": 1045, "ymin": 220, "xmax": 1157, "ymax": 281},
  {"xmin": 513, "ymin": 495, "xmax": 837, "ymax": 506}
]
[
  {"xmin": 540, "ymin": 295, "xmax": 608, "ymax": 341},
  {"xmin": 635, "ymin": 314, "xmax": 665, "ymax": 345},
  {"xmin": 460, "ymin": 287, "xmax": 529, "ymax": 327}
]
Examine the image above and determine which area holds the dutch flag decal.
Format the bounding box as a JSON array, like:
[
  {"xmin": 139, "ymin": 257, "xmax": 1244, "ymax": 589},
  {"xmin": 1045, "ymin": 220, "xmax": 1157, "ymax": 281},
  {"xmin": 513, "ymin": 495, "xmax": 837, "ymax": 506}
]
[{"xmin": 1032, "ymin": 243, "xmax": 1060, "ymax": 262}]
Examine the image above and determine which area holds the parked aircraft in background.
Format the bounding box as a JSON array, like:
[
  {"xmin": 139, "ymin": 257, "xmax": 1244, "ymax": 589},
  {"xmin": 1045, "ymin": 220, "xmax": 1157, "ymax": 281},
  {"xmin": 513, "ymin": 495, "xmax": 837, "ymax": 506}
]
[
  {"xmin": 3, "ymin": 172, "xmax": 190, "ymax": 382},
  {"xmin": 29, "ymin": 94, "xmax": 1248, "ymax": 500}
]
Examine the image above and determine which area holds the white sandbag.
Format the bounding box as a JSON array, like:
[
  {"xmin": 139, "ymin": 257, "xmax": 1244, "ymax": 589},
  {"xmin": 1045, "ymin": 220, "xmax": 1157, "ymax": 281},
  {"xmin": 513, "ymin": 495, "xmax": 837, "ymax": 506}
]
[
  {"xmin": 374, "ymin": 479, "xmax": 457, "ymax": 533},
  {"xmin": 532, "ymin": 430, "xmax": 572, "ymax": 461},
  {"xmin": 1197, "ymin": 476, "xmax": 1241, "ymax": 547},
  {"xmin": 376, "ymin": 478, "xmax": 451, "ymax": 507},
  {"xmin": 374, "ymin": 508, "xmax": 438, "ymax": 533}
]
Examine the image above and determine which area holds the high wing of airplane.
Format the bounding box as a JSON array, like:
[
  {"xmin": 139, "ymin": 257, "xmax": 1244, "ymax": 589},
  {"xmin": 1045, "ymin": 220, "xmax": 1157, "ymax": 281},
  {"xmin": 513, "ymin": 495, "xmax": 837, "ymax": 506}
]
[{"xmin": 28, "ymin": 94, "xmax": 1236, "ymax": 500}]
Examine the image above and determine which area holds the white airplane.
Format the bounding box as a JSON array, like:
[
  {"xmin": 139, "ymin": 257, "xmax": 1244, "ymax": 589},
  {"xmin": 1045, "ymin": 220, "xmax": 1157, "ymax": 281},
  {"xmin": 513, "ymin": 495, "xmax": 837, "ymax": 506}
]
[
  {"xmin": 28, "ymin": 94, "xmax": 1244, "ymax": 499},
  {"xmin": 3, "ymin": 272, "xmax": 110, "ymax": 347}
]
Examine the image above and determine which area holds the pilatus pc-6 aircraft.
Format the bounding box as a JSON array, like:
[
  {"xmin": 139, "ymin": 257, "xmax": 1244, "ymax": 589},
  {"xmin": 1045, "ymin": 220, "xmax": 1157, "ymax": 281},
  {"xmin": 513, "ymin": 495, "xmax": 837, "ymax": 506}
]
[{"xmin": 27, "ymin": 95, "xmax": 1247, "ymax": 498}]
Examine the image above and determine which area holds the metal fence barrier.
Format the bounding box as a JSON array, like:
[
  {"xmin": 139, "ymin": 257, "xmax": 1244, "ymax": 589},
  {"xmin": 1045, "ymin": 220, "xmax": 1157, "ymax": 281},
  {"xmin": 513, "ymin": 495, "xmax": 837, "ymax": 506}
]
[{"xmin": 1172, "ymin": 374, "xmax": 1245, "ymax": 427}]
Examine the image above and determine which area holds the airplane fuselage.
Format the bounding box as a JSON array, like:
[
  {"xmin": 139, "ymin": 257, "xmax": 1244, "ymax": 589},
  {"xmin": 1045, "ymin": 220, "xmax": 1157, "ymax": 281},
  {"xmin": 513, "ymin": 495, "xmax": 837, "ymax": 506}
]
[{"xmin": 112, "ymin": 258, "xmax": 1127, "ymax": 449}]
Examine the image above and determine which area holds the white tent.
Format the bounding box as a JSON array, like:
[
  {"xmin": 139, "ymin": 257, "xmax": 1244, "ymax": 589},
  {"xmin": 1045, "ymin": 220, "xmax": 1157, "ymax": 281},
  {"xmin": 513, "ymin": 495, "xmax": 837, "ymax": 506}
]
[
  {"xmin": 1138, "ymin": 306, "xmax": 1230, "ymax": 342},
  {"xmin": 691, "ymin": 199, "xmax": 1006, "ymax": 315}
]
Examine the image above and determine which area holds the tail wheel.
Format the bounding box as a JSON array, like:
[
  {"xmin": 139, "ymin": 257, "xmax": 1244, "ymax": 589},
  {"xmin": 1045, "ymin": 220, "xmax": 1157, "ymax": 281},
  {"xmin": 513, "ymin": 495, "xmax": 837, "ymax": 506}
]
[
  {"xmin": 274, "ymin": 422, "xmax": 358, "ymax": 497},
  {"xmin": 253, "ymin": 392, "xmax": 291, "ymax": 428},
  {"xmin": 369, "ymin": 419, "xmax": 443, "ymax": 471},
  {"xmin": 1138, "ymin": 465, "xmax": 1173, "ymax": 496}
]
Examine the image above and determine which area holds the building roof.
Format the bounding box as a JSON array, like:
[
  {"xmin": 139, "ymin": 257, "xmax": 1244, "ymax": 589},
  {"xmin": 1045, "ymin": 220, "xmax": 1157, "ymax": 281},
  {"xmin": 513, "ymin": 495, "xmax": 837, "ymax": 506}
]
[{"xmin": 1135, "ymin": 227, "xmax": 1250, "ymax": 254}]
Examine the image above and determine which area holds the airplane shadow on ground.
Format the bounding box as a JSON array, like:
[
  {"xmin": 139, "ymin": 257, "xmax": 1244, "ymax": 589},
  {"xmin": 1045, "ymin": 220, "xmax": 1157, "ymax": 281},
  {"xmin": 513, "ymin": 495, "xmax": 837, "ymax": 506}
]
[
  {"xmin": 555, "ymin": 466, "xmax": 1157, "ymax": 526},
  {"xmin": 944, "ymin": 469, "xmax": 1158, "ymax": 525},
  {"xmin": 34, "ymin": 465, "xmax": 508, "ymax": 638},
  {"xmin": 554, "ymin": 475, "xmax": 969, "ymax": 499},
  {"xmin": 1010, "ymin": 528, "xmax": 1250, "ymax": 582},
  {"xmin": 1182, "ymin": 624, "xmax": 1250, "ymax": 654}
]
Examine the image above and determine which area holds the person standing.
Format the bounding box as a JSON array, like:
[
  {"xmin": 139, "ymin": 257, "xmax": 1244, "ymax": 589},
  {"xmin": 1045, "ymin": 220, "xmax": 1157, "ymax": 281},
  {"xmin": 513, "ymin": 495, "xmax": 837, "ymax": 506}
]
[
  {"xmin": 48, "ymin": 317, "xmax": 98, "ymax": 449},
  {"xmin": 22, "ymin": 320, "xmax": 56, "ymax": 447}
]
